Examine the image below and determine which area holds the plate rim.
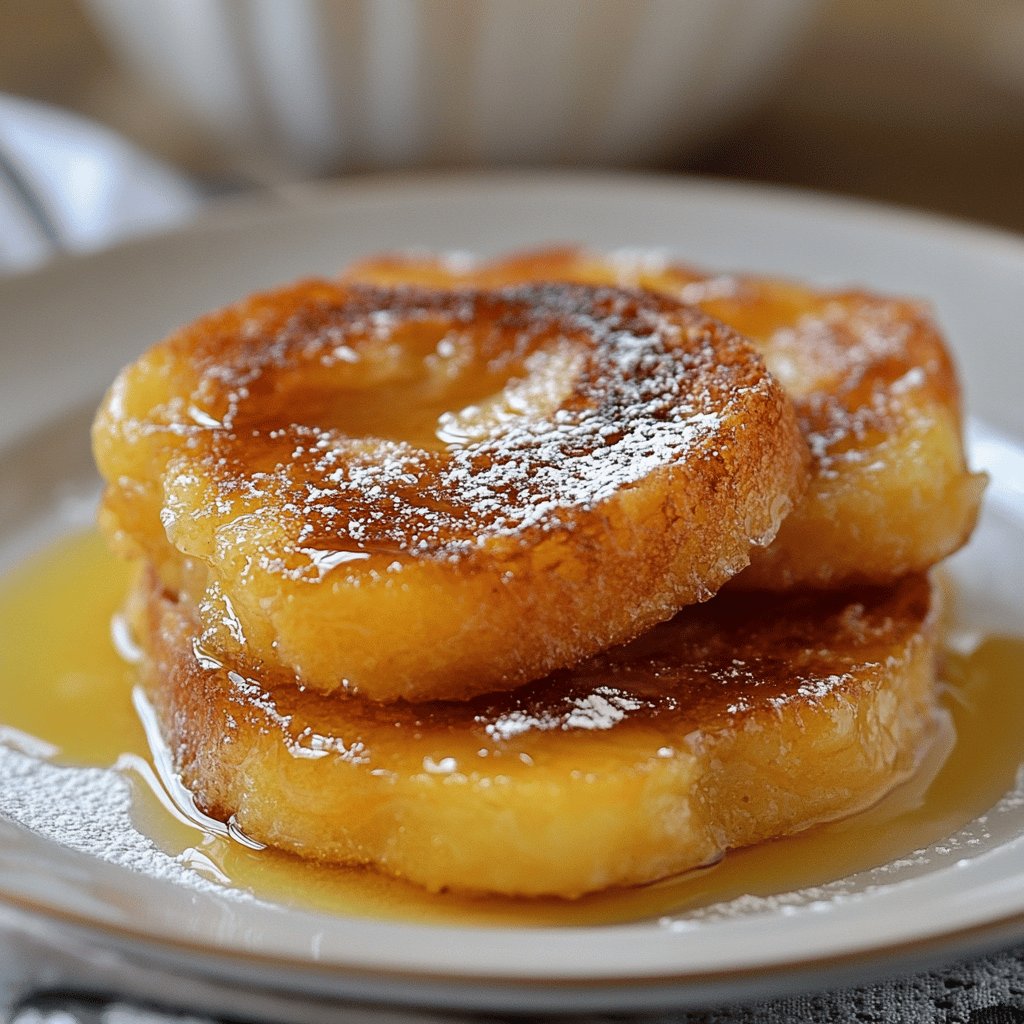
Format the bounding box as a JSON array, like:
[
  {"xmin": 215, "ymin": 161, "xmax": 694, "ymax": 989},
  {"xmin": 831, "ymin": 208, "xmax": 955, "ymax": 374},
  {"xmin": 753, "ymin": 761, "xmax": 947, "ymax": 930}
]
[
  {"xmin": 4, "ymin": 878, "xmax": 1024, "ymax": 1013},
  {"xmin": 5, "ymin": 167, "xmax": 1024, "ymax": 288}
]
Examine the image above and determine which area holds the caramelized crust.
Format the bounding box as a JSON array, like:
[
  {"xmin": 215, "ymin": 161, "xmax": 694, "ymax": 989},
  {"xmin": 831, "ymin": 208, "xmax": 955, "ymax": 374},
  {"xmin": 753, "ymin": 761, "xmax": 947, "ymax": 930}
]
[
  {"xmin": 345, "ymin": 249, "xmax": 985, "ymax": 588},
  {"xmin": 136, "ymin": 571, "xmax": 940, "ymax": 898},
  {"xmin": 94, "ymin": 282, "xmax": 806, "ymax": 701}
]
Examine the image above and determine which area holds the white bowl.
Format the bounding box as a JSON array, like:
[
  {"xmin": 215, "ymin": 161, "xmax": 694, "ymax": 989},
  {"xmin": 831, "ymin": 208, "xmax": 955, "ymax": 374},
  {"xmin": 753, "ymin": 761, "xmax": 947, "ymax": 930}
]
[{"xmin": 82, "ymin": 0, "xmax": 817, "ymax": 176}]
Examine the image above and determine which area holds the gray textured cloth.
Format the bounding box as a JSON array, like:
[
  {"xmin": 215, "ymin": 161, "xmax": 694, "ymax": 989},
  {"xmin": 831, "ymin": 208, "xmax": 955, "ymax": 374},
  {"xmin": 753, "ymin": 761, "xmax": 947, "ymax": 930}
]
[
  {"xmin": 7, "ymin": 945, "xmax": 1024, "ymax": 1024},
  {"xmin": 663, "ymin": 945, "xmax": 1024, "ymax": 1023}
]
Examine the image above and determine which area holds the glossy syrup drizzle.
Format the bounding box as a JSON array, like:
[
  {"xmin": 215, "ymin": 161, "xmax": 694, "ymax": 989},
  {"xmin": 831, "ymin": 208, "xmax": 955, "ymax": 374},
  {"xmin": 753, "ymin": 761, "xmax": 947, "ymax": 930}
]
[{"xmin": 1, "ymin": 531, "xmax": 1023, "ymax": 927}]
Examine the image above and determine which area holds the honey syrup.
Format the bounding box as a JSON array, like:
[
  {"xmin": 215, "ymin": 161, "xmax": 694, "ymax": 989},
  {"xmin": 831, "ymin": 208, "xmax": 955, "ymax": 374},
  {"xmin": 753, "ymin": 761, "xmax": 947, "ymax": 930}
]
[{"xmin": 1, "ymin": 530, "xmax": 1023, "ymax": 927}]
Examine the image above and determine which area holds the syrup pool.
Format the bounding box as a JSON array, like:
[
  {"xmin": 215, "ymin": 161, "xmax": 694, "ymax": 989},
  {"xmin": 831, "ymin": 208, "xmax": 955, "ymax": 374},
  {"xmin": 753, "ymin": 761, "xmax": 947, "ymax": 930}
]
[{"xmin": 1, "ymin": 530, "xmax": 1023, "ymax": 928}]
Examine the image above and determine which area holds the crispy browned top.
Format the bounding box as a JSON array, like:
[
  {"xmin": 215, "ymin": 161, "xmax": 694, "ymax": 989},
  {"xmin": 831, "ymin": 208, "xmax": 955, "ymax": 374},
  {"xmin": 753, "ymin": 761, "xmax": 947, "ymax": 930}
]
[
  {"xmin": 344, "ymin": 247, "xmax": 963, "ymax": 480},
  {"xmin": 145, "ymin": 571, "xmax": 933, "ymax": 769},
  {"xmin": 112, "ymin": 281, "xmax": 787, "ymax": 563}
]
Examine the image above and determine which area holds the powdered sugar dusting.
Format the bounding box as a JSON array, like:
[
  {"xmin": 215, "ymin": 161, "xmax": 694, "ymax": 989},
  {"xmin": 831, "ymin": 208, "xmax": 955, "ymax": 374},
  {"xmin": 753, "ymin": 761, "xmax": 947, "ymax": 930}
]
[
  {"xmin": 0, "ymin": 743, "xmax": 249, "ymax": 899},
  {"xmin": 481, "ymin": 685, "xmax": 656, "ymax": 741},
  {"xmin": 174, "ymin": 283, "xmax": 772, "ymax": 568},
  {"xmin": 417, "ymin": 247, "xmax": 952, "ymax": 486},
  {"xmin": 753, "ymin": 297, "xmax": 946, "ymax": 478}
]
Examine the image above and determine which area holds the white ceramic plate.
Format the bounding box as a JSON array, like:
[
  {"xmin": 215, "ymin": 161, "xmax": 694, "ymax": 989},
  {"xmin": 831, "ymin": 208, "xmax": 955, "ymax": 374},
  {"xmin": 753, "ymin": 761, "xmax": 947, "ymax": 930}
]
[{"xmin": 1, "ymin": 174, "xmax": 1023, "ymax": 1018}]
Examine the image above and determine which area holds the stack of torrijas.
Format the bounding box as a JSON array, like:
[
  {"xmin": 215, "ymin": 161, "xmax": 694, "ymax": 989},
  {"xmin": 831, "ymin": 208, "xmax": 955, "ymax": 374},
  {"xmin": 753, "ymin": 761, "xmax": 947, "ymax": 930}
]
[{"xmin": 92, "ymin": 248, "xmax": 984, "ymax": 897}]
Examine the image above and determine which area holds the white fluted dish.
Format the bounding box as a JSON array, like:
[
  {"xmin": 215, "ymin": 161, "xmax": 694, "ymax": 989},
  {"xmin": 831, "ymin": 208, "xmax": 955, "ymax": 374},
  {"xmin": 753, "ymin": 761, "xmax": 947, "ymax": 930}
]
[{"xmin": 82, "ymin": 0, "xmax": 816, "ymax": 175}]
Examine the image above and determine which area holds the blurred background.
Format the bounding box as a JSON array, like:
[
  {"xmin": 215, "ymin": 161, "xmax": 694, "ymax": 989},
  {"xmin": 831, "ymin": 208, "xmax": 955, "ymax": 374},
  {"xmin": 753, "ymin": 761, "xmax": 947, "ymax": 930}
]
[{"xmin": 1, "ymin": 0, "xmax": 1023, "ymax": 264}]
